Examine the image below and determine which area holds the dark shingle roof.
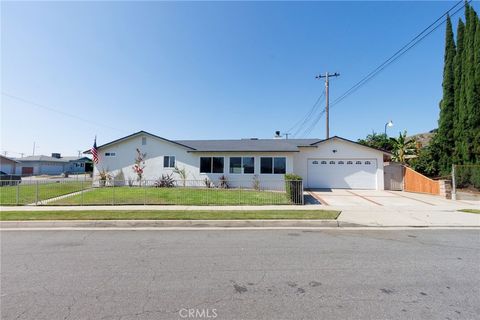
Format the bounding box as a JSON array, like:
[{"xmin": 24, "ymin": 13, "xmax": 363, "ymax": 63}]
[{"xmin": 175, "ymin": 139, "xmax": 321, "ymax": 152}]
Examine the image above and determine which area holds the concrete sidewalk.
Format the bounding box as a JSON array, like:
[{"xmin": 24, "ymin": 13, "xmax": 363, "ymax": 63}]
[
  {"xmin": 0, "ymin": 205, "xmax": 322, "ymax": 211},
  {"xmin": 1, "ymin": 204, "xmax": 479, "ymax": 228}
]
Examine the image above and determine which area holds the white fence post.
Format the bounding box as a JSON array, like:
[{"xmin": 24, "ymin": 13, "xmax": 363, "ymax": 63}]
[
  {"xmin": 16, "ymin": 182, "xmax": 19, "ymax": 205},
  {"xmin": 35, "ymin": 181, "xmax": 39, "ymax": 205},
  {"xmin": 451, "ymin": 164, "xmax": 457, "ymax": 200}
]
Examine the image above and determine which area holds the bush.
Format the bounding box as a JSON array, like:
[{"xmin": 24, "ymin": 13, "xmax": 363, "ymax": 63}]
[
  {"xmin": 154, "ymin": 173, "xmax": 175, "ymax": 188},
  {"xmin": 284, "ymin": 174, "xmax": 303, "ymax": 204}
]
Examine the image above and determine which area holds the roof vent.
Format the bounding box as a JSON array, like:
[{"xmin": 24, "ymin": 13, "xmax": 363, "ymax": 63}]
[{"xmin": 274, "ymin": 131, "xmax": 282, "ymax": 139}]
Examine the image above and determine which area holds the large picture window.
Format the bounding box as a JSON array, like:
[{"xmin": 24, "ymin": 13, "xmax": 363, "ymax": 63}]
[
  {"xmin": 261, "ymin": 157, "xmax": 286, "ymax": 174},
  {"xmin": 163, "ymin": 156, "xmax": 175, "ymax": 168},
  {"xmin": 200, "ymin": 157, "xmax": 224, "ymax": 173},
  {"xmin": 230, "ymin": 157, "xmax": 255, "ymax": 174}
]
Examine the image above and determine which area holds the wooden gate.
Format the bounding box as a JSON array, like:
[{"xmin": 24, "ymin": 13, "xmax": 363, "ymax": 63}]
[
  {"xmin": 403, "ymin": 167, "xmax": 440, "ymax": 195},
  {"xmin": 384, "ymin": 162, "xmax": 403, "ymax": 190}
]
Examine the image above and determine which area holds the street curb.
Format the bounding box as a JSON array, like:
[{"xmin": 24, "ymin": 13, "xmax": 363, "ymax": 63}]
[{"xmin": 0, "ymin": 219, "xmax": 340, "ymax": 229}]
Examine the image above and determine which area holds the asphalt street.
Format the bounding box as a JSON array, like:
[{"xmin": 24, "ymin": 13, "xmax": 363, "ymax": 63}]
[{"xmin": 1, "ymin": 229, "xmax": 479, "ymax": 320}]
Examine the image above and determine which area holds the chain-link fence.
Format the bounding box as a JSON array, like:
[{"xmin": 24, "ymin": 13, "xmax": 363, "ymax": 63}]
[
  {"xmin": 452, "ymin": 164, "xmax": 480, "ymax": 200},
  {"xmin": 0, "ymin": 178, "xmax": 304, "ymax": 206}
]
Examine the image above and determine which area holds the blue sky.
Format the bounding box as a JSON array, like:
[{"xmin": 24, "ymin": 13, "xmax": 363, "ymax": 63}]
[{"xmin": 1, "ymin": 1, "xmax": 474, "ymax": 157}]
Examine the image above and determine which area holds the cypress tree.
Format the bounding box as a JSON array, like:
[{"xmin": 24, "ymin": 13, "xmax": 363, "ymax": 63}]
[
  {"xmin": 463, "ymin": 3, "xmax": 478, "ymax": 163},
  {"xmin": 435, "ymin": 15, "xmax": 456, "ymax": 174},
  {"xmin": 474, "ymin": 14, "xmax": 480, "ymax": 162},
  {"xmin": 453, "ymin": 19, "xmax": 466, "ymax": 164}
]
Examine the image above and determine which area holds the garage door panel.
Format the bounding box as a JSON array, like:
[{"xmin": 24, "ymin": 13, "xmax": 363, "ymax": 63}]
[{"xmin": 308, "ymin": 159, "xmax": 377, "ymax": 189}]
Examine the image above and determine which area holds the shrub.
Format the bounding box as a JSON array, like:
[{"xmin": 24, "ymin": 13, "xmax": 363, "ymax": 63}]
[
  {"xmin": 204, "ymin": 178, "xmax": 213, "ymax": 188},
  {"xmin": 284, "ymin": 174, "xmax": 303, "ymax": 204},
  {"xmin": 219, "ymin": 175, "xmax": 229, "ymax": 189},
  {"xmin": 154, "ymin": 173, "xmax": 175, "ymax": 188},
  {"xmin": 252, "ymin": 174, "xmax": 260, "ymax": 191}
]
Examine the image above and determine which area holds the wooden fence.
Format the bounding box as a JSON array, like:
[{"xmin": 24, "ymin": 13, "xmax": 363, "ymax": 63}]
[{"xmin": 403, "ymin": 167, "xmax": 440, "ymax": 195}]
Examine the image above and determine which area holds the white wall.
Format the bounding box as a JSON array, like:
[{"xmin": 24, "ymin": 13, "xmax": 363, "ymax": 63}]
[
  {"xmin": 93, "ymin": 134, "xmax": 294, "ymax": 190},
  {"xmin": 293, "ymin": 138, "xmax": 385, "ymax": 190}
]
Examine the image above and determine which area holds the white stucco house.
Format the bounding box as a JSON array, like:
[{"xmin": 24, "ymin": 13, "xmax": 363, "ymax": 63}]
[{"xmin": 85, "ymin": 131, "xmax": 391, "ymax": 190}]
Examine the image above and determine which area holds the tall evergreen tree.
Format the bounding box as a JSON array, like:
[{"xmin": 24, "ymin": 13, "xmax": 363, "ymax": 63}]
[
  {"xmin": 434, "ymin": 15, "xmax": 456, "ymax": 174},
  {"xmin": 453, "ymin": 19, "xmax": 466, "ymax": 164},
  {"xmin": 463, "ymin": 2, "xmax": 478, "ymax": 163},
  {"xmin": 474, "ymin": 15, "xmax": 480, "ymax": 162}
]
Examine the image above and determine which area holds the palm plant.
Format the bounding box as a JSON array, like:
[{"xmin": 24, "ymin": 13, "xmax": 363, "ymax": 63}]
[
  {"xmin": 173, "ymin": 166, "xmax": 188, "ymax": 187},
  {"xmin": 389, "ymin": 131, "xmax": 416, "ymax": 163}
]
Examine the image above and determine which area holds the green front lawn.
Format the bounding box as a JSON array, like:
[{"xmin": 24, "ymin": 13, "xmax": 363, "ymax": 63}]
[
  {"xmin": 459, "ymin": 209, "xmax": 480, "ymax": 214},
  {"xmin": 0, "ymin": 182, "xmax": 85, "ymax": 205},
  {"xmin": 0, "ymin": 210, "xmax": 340, "ymax": 221},
  {"xmin": 50, "ymin": 187, "xmax": 291, "ymax": 206}
]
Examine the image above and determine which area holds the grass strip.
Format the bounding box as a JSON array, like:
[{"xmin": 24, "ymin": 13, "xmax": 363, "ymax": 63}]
[
  {"xmin": 459, "ymin": 209, "xmax": 480, "ymax": 214},
  {"xmin": 0, "ymin": 210, "xmax": 340, "ymax": 221}
]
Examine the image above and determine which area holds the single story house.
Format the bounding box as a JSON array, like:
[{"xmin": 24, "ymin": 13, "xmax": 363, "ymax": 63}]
[
  {"xmin": 0, "ymin": 155, "xmax": 20, "ymax": 174},
  {"xmin": 85, "ymin": 131, "xmax": 391, "ymax": 190},
  {"xmin": 15, "ymin": 154, "xmax": 93, "ymax": 176}
]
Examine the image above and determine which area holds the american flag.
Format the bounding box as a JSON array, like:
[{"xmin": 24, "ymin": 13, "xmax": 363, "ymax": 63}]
[{"xmin": 91, "ymin": 137, "xmax": 99, "ymax": 164}]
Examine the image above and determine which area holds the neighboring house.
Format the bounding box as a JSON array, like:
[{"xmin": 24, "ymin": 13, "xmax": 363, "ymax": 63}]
[
  {"xmin": 85, "ymin": 131, "xmax": 391, "ymax": 190},
  {"xmin": 15, "ymin": 154, "xmax": 93, "ymax": 176},
  {"xmin": 0, "ymin": 155, "xmax": 20, "ymax": 174}
]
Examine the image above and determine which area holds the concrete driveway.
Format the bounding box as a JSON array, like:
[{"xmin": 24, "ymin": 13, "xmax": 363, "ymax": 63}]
[
  {"xmin": 307, "ymin": 189, "xmax": 478, "ymax": 208},
  {"xmin": 307, "ymin": 189, "xmax": 480, "ymax": 227}
]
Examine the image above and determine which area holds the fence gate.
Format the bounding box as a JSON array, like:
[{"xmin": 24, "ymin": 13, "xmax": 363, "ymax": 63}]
[{"xmin": 384, "ymin": 162, "xmax": 403, "ymax": 191}]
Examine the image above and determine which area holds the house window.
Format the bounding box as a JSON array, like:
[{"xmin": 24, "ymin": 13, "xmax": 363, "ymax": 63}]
[
  {"xmin": 329, "ymin": 161, "xmax": 335, "ymax": 164},
  {"xmin": 230, "ymin": 157, "xmax": 242, "ymax": 174},
  {"xmin": 321, "ymin": 161, "xmax": 327, "ymax": 164},
  {"xmin": 200, "ymin": 157, "xmax": 224, "ymax": 173},
  {"xmin": 312, "ymin": 161, "xmax": 319, "ymax": 165},
  {"xmin": 105, "ymin": 152, "xmax": 116, "ymax": 157},
  {"xmin": 338, "ymin": 161, "xmax": 344, "ymax": 165},
  {"xmin": 260, "ymin": 157, "xmax": 286, "ymax": 174},
  {"xmin": 163, "ymin": 156, "xmax": 175, "ymax": 168},
  {"xmin": 142, "ymin": 137, "xmax": 147, "ymax": 145},
  {"xmin": 347, "ymin": 161, "xmax": 353, "ymax": 165},
  {"xmin": 365, "ymin": 161, "xmax": 371, "ymax": 165},
  {"xmin": 356, "ymin": 161, "xmax": 362, "ymax": 164},
  {"xmin": 230, "ymin": 157, "xmax": 255, "ymax": 174}
]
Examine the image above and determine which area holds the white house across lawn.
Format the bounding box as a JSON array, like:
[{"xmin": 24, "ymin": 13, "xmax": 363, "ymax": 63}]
[{"xmin": 86, "ymin": 131, "xmax": 390, "ymax": 190}]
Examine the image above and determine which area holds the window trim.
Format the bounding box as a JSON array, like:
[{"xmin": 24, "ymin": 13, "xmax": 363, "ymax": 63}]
[
  {"xmin": 229, "ymin": 156, "xmax": 255, "ymax": 174},
  {"xmin": 163, "ymin": 155, "xmax": 176, "ymax": 168},
  {"xmin": 200, "ymin": 156, "xmax": 225, "ymax": 174},
  {"xmin": 260, "ymin": 156, "xmax": 286, "ymax": 174},
  {"xmin": 104, "ymin": 152, "xmax": 116, "ymax": 157}
]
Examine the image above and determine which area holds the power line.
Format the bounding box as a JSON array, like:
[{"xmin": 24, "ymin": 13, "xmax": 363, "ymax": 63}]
[
  {"xmin": 2, "ymin": 92, "xmax": 127, "ymax": 133},
  {"xmin": 287, "ymin": 89, "xmax": 326, "ymax": 136},
  {"xmin": 329, "ymin": 0, "xmax": 467, "ymax": 108},
  {"xmin": 292, "ymin": 0, "xmax": 468, "ymax": 138}
]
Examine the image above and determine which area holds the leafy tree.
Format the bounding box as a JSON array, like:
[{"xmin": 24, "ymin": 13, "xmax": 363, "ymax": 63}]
[
  {"xmin": 433, "ymin": 15, "xmax": 456, "ymax": 175},
  {"xmin": 357, "ymin": 132, "xmax": 395, "ymax": 151},
  {"xmin": 389, "ymin": 131, "xmax": 416, "ymax": 164},
  {"xmin": 409, "ymin": 146, "xmax": 439, "ymax": 177}
]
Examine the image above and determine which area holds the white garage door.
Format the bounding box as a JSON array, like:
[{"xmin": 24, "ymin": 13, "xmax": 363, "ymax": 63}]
[{"xmin": 307, "ymin": 159, "xmax": 377, "ymax": 189}]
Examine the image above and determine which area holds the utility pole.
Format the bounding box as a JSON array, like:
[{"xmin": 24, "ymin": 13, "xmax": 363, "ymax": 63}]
[
  {"xmin": 32, "ymin": 142, "xmax": 36, "ymax": 156},
  {"xmin": 316, "ymin": 72, "xmax": 340, "ymax": 139}
]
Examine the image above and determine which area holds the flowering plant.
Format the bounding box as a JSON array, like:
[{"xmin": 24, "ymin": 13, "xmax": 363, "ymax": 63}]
[{"xmin": 133, "ymin": 148, "xmax": 147, "ymax": 182}]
